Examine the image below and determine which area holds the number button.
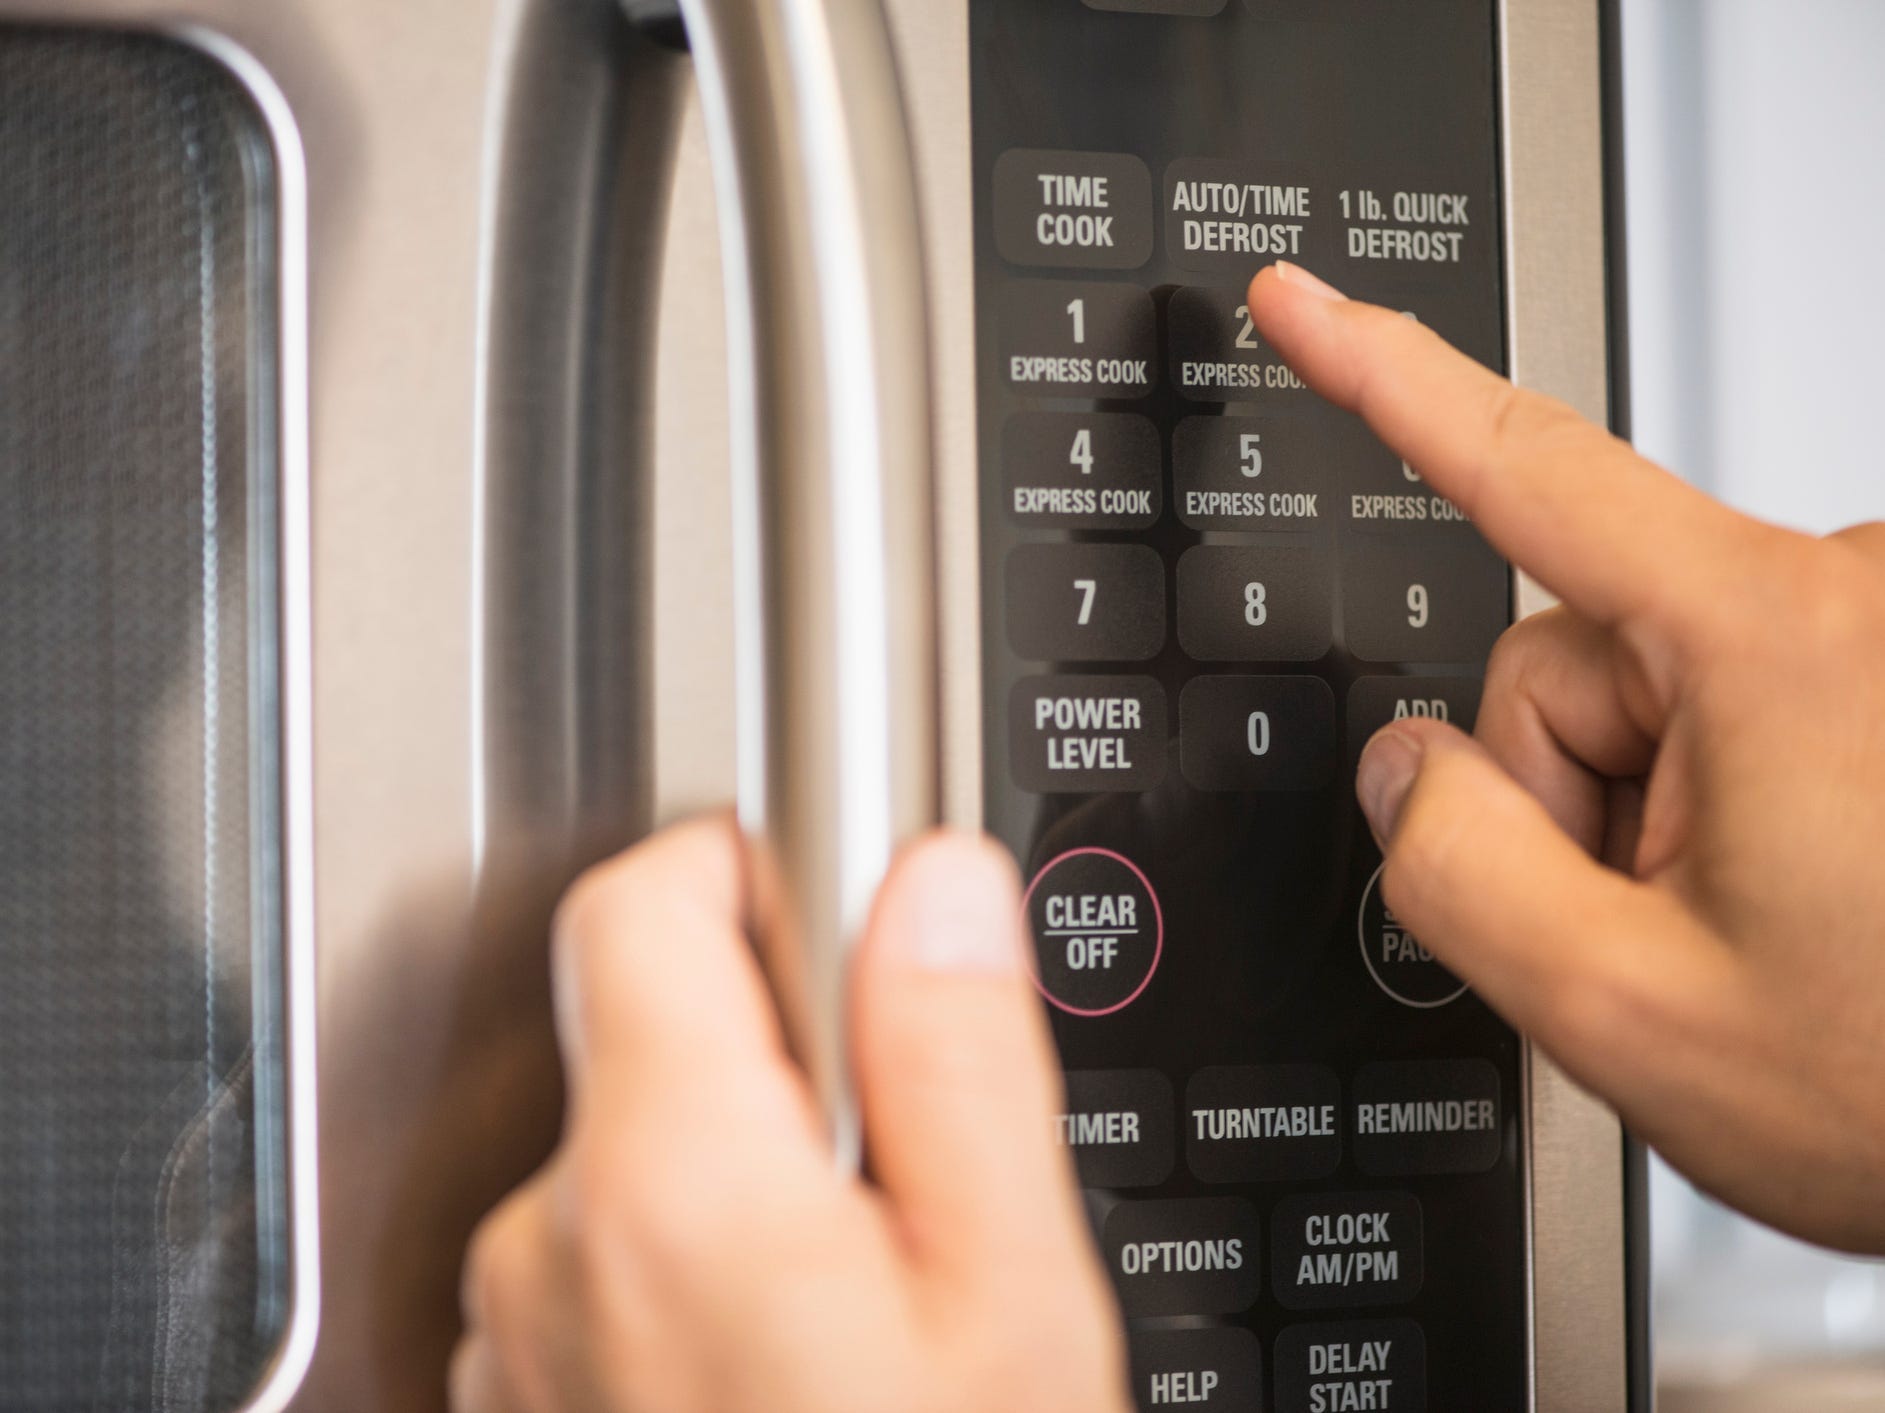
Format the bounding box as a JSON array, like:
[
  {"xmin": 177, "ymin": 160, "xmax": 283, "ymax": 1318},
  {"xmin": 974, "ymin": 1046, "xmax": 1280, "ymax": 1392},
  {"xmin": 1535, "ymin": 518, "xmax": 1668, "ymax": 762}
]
[
  {"xmin": 1173, "ymin": 415, "xmax": 1322, "ymax": 531},
  {"xmin": 1341, "ymin": 540, "xmax": 1507, "ymax": 664},
  {"xmin": 1168, "ymin": 285, "xmax": 1309, "ymax": 403},
  {"xmin": 1179, "ymin": 675, "xmax": 1337, "ymax": 792},
  {"xmin": 1177, "ymin": 545, "xmax": 1331, "ymax": 662},
  {"xmin": 1007, "ymin": 543, "xmax": 1166, "ymax": 662},
  {"xmin": 1004, "ymin": 412, "xmax": 1162, "ymax": 530},
  {"xmin": 1001, "ymin": 279, "xmax": 1157, "ymax": 398}
]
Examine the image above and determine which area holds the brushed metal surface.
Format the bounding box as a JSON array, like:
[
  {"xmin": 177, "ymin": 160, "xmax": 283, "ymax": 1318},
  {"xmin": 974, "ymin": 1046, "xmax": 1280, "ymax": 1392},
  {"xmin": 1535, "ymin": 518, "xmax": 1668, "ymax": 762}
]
[
  {"xmin": 1502, "ymin": 0, "xmax": 1633, "ymax": 1408},
  {"xmin": 678, "ymin": 0, "xmax": 940, "ymax": 1164},
  {"xmin": 2, "ymin": 2, "xmax": 664, "ymax": 1408}
]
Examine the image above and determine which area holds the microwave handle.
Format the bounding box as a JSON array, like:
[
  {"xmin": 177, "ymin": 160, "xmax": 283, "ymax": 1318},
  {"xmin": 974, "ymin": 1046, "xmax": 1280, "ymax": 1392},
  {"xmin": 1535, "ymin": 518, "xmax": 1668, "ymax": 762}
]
[{"xmin": 674, "ymin": 0, "xmax": 940, "ymax": 1164}]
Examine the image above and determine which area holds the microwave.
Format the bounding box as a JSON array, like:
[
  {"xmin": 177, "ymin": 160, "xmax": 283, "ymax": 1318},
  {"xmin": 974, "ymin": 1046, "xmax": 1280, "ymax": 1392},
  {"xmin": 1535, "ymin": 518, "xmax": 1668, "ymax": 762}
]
[{"xmin": 0, "ymin": 1, "xmax": 1642, "ymax": 1408}]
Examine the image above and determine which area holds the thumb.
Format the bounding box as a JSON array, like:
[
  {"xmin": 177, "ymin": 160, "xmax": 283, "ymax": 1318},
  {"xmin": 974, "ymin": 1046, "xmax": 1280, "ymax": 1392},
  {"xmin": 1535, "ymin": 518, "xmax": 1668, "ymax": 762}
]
[
  {"xmin": 1356, "ymin": 718, "xmax": 1720, "ymax": 1078},
  {"xmin": 850, "ymin": 832, "xmax": 1091, "ymax": 1287}
]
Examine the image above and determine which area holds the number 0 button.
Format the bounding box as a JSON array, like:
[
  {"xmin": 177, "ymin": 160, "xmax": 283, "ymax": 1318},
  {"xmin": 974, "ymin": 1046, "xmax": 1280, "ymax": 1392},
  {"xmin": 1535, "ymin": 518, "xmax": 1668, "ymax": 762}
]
[
  {"xmin": 1008, "ymin": 543, "xmax": 1166, "ymax": 662},
  {"xmin": 1180, "ymin": 675, "xmax": 1337, "ymax": 792}
]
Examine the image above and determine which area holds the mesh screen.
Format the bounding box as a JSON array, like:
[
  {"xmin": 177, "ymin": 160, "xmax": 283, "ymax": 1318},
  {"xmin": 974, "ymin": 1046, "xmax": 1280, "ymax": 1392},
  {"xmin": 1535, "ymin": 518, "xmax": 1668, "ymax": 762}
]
[{"xmin": 0, "ymin": 28, "xmax": 289, "ymax": 1411}]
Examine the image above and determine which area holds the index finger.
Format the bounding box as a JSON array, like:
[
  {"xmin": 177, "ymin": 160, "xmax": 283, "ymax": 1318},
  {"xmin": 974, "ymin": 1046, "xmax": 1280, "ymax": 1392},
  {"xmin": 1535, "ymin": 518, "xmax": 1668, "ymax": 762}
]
[{"xmin": 1248, "ymin": 262, "xmax": 1759, "ymax": 632}]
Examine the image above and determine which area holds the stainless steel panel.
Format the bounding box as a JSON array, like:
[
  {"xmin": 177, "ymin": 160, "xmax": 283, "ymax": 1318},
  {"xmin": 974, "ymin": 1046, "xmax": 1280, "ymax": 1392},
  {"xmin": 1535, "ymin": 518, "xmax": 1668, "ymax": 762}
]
[
  {"xmin": 2, "ymin": 1, "xmax": 665, "ymax": 1407},
  {"xmin": 1502, "ymin": 0, "xmax": 1632, "ymax": 1408}
]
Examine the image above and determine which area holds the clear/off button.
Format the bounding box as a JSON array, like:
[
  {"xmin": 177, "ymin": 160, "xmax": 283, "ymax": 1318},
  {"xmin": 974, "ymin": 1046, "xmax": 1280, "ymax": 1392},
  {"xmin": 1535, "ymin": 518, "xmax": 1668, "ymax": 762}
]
[
  {"xmin": 994, "ymin": 150, "xmax": 1154, "ymax": 270},
  {"xmin": 1025, "ymin": 848, "xmax": 1163, "ymax": 1016}
]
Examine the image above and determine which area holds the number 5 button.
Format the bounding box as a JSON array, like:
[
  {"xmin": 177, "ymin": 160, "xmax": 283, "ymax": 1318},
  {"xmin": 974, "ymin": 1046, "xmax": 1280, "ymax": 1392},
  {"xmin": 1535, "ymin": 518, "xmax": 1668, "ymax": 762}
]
[{"xmin": 1179, "ymin": 675, "xmax": 1337, "ymax": 792}]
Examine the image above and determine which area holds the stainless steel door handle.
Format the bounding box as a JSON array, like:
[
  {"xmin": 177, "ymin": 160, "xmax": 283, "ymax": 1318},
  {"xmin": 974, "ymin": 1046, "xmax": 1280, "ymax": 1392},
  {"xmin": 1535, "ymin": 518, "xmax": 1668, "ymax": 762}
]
[{"xmin": 669, "ymin": 0, "xmax": 939, "ymax": 1164}]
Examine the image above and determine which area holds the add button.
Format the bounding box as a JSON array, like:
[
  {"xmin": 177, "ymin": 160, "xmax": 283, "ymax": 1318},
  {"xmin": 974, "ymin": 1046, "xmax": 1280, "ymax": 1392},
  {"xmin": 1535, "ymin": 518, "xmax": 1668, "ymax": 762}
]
[{"xmin": 1025, "ymin": 848, "xmax": 1164, "ymax": 1016}]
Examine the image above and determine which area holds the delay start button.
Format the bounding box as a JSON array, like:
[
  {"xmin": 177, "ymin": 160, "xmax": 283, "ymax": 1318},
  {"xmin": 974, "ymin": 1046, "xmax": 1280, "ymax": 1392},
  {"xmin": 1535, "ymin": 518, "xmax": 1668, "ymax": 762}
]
[{"xmin": 1024, "ymin": 848, "xmax": 1163, "ymax": 1016}]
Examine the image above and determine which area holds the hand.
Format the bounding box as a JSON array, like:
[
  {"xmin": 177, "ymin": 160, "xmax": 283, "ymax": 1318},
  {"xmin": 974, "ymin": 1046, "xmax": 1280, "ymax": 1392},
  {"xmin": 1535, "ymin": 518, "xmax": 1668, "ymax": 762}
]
[
  {"xmin": 1251, "ymin": 261, "xmax": 1885, "ymax": 1253},
  {"xmin": 450, "ymin": 817, "xmax": 1129, "ymax": 1413}
]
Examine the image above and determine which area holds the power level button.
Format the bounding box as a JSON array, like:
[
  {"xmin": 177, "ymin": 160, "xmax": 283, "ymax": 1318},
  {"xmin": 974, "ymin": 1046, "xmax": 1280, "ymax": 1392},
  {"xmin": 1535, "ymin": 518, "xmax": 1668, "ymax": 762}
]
[{"xmin": 1024, "ymin": 848, "xmax": 1164, "ymax": 1016}]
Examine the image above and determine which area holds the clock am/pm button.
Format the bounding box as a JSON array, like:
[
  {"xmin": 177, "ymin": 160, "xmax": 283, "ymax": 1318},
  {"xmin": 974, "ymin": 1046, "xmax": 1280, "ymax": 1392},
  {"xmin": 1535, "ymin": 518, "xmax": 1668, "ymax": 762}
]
[{"xmin": 1024, "ymin": 848, "xmax": 1164, "ymax": 1017}]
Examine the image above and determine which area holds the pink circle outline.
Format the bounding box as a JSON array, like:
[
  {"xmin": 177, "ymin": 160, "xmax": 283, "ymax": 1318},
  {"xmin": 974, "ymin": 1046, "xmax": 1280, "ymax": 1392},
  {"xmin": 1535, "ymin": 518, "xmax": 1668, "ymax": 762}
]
[{"xmin": 1020, "ymin": 847, "xmax": 1165, "ymax": 1018}]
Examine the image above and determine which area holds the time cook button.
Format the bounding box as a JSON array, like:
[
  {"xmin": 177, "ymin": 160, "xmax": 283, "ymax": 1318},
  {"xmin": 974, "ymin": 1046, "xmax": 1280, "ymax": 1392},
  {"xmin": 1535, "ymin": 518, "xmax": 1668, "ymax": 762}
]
[
  {"xmin": 1025, "ymin": 848, "xmax": 1164, "ymax": 1016},
  {"xmin": 993, "ymin": 149, "xmax": 1154, "ymax": 270}
]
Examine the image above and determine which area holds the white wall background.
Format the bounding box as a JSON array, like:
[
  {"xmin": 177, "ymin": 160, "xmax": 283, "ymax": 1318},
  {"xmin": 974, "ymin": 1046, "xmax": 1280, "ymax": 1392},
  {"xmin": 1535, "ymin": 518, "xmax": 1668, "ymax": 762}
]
[{"xmin": 1620, "ymin": 0, "xmax": 1885, "ymax": 1392}]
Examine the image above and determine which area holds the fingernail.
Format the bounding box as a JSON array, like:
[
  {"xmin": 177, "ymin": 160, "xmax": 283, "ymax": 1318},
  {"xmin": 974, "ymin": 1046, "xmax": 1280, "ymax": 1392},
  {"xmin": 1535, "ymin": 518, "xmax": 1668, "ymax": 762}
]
[
  {"xmin": 1357, "ymin": 729, "xmax": 1424, "ymax": 844},
  {"xmin": 902, "ymin": 837, "xmax": 1023, "ymax": 975},
  {"xmin": 1273, "ymin": 261, "xmax": 1347, "ymax": 302}
]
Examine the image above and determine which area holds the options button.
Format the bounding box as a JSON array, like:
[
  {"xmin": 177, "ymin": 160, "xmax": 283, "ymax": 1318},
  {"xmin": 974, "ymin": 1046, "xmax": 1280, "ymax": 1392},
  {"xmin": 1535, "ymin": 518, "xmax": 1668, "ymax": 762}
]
[
  {"xmin": 1025, "ymin": 848, "xmax": 1164, "ymax": 1016},
  {"xmin": 1103, "ymin": 1196, "xmax": 1263, "ymax": 1317},
  {"xmin": 1358, "ymin": 862, "xmax": 1468, "ymax": 1008}
]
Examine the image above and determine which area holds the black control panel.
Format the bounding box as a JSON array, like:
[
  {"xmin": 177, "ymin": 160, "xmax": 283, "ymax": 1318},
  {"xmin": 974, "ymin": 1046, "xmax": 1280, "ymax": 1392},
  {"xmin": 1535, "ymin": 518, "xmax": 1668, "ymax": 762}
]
[{"xmin": 970, "ymin": 3, "xmax": 1521, "ymax": 1409}]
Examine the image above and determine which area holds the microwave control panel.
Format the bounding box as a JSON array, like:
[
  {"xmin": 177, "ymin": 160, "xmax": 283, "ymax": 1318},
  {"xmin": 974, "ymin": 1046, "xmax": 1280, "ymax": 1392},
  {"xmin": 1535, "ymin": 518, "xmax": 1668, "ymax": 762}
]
[{"xmin": 968, "ymin": 2, "xmax": 1521, "ymax": 1409}]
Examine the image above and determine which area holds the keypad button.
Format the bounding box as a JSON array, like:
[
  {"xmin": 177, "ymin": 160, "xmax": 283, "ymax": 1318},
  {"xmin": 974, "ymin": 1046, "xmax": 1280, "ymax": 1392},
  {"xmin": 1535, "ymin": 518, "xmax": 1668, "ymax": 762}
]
[
  {"xmin": 1333, "ymin": 413, "xmax": 1473, "ymax": 533},
  {"xmin": 1330, "ymin": 175, "xmax": 1487, "ymax": 287},
  {"xmin": 1026, "ymin": 848, "xmax": 1163, "ymax": 1016},
  {"xmin": 1271, "ymin": 1191, "xmax": 1423, "ymax": 1311},
  {"xmin": 1186, "ymin": 1063, "xmax": 1342, "ymax": 1182},
  {"xmin": 1358, "ymin": 861, "xmax": 1468, "ymax": 1008},
  {"xmin": 1168, "ymin": 285, "xmax": 1312, "ymax": 404},
  {"xmin": 1354, "ymin": 1059, "xmax": 1502, "ymax": 1178},
  {"xmin": 1004, "ymin": 412, "xmax": 1162, "ymax": 531},
  {"xmin": 1346, "ymin": 676, "xmax": 1482, "ymax": 766},
  {"xmin": 1088, "ymin": 0, "xmax": 1227, "ymax": 13},
  {"xmin": 1002, "ymin": 280, "xmax": 1157, "ymax": 398},
  {"xmin": 1177, "ymin": 545, "xmax": 1331, "ymax": 663},
  {"xmin": 1007, "ymin": 543, "xmax": 1166, "ymax": 663},
  {"xmin": 1164, "ymin": 158, "xmax": 1326, "ymax": 275},
  {"xmin": 994, "ymin": 149, "xmax": 1155, "ymax": 270},
  {"xmin": 1102, "ymin": 1196, "xmax": 1263, "ymax": 1317},
  {"xmin": 1128, "ymin": 1328, "xmax": 1263, "ymax": 1413},
  {"xmin": 1340, "ymin": 540, "xmax": 1507, "ymax": 665},
  {"xmin": 1173, "ymin": 414, "xmax": 1324, "ymax": 531},
  {"xmin": 1059, "ymin": 1069, "xmax": 1177, "ymax": 1189},
  {"xmin": 1010, "ymin": 675, "xmax": 1166, "ymax": 794},
  {"xmin": 1179, "ymin": 675, "xmax": 1337, "ymax": 793},
  {"xmin": 1273, "ymin": 1319, "xmax": 1427, "ymax": 1413}
]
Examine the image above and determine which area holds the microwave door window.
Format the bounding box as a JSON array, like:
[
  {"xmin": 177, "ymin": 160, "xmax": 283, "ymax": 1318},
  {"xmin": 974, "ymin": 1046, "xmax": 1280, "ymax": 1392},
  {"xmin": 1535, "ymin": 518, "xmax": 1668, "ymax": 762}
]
[{"xmin": 0, "ymin": 29, "xmax": 292, "ymax": 1412}]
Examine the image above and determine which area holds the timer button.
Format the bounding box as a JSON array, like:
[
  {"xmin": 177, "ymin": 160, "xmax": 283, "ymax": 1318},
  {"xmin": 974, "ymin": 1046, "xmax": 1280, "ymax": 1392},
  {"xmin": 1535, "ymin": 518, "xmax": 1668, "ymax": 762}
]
[{"xmin": 1024, "ymin": 848, "xmax": 1164, "ymax": 1017}]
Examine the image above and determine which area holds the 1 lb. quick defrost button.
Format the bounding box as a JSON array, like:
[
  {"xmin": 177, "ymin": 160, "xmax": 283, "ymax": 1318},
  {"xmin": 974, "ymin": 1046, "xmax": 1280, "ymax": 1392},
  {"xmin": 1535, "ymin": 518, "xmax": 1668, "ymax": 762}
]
[
  {"xmin": 1025, "ymin": 848, "xmax": 1163, "ymax": 1017},
  {"xmin": 1103, "ymin": 1197, "xmax": 1263, "ymax": 1317},
  {"xmin": 994, "ymin": 150, "xmax": 1154, "ymax": 270}
]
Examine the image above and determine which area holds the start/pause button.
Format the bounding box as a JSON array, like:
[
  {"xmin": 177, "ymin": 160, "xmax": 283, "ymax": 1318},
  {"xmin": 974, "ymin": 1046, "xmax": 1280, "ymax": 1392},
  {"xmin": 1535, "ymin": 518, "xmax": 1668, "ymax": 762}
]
[{"xmin": 1024, "ymin": 847, "xmax": 1164, "ymax": 1016}]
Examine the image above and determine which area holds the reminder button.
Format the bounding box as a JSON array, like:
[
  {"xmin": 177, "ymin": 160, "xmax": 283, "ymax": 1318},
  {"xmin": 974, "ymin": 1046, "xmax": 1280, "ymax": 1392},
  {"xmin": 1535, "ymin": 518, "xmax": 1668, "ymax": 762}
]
[{"xmin": 994, "ymin": 149, "xmax": 1155, "ymax": 270}]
